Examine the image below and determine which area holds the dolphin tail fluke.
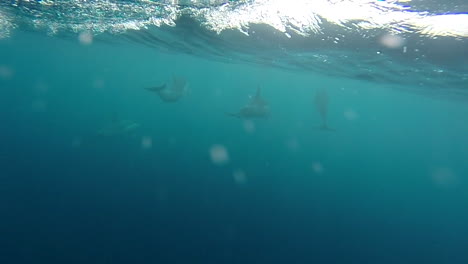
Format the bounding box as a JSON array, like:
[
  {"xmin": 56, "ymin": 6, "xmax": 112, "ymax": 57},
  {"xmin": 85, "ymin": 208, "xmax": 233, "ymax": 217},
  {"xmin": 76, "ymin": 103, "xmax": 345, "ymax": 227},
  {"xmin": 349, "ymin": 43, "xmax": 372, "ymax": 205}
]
[
  {"xmin": 145, "ymin": 84, "xmax": 166, "ymax": 92},
  {"xmin": 319, "ymin": 124, "xmax": 335, "ymax": 132}
]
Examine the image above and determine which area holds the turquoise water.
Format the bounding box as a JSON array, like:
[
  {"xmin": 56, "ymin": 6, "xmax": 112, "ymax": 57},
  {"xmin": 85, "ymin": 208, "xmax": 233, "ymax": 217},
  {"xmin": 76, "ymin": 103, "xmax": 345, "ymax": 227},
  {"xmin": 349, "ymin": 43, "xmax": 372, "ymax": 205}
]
[{"xmin": 1, "ymin": 1, "xmax": 468, "ymax": 263}]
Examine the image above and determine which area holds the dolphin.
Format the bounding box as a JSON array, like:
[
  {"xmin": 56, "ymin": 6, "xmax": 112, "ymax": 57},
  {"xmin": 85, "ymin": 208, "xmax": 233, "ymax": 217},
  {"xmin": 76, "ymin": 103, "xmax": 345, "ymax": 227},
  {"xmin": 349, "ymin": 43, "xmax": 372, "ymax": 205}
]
[
  {"xmin": 145, "ymin": 75, "xmax": 189, "ymax": 102},
  {"xmin": 314, "ymin": 87, "xmax": 334, "ymax": 131},
  {"xmin": 76, "ymin": 115, "xmax": 141, "ymax": 148},
  {"xmin": 227, "ymin": 86, "xmax": 270, "ymax": 119},
  {"xmin": 96, "ymin": 118, "xmax": 141, "ymax": 136}
]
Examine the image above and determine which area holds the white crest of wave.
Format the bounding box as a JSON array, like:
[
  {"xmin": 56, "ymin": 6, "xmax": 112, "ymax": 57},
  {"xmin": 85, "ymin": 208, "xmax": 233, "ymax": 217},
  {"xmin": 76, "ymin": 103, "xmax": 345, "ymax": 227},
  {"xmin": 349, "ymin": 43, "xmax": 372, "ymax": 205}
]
[
  {"xmin": 199, "ymin": 0, "xmax": 468, "ymax": 38},
  {"xmin": 1, "ymin": 0, "xmax": 467, "ymax": 38},
  {"xmin": 0, "ymin": 10, "xmax": 14, "ymax": 39}
]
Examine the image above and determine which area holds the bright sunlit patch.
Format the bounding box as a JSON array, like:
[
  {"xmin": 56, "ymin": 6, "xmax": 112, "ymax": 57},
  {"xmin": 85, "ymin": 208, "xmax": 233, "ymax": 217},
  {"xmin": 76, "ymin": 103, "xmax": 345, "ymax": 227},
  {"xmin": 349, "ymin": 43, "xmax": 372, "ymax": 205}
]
[
  {"xmin": 415, "ymin": 14, "xmax": 468, "ymax": 38},
  {"xmin": 209, "ymin": 144, "xmax": 229, "ymax": 165}
]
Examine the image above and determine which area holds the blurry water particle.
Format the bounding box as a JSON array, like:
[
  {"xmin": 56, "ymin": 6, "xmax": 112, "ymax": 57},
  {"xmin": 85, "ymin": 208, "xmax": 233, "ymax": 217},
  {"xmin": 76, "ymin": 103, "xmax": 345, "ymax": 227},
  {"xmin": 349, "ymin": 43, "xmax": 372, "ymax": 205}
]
[
  {"xmin": 224, "ymin": 225, "xmax": 237, "ymax": 241},
  {"xmin": 31, "ymin": 100, "xmax": 47, "ymax": 112},
  {"xmin": 403, "ymin": 46, "xmax": 407, "ymax": 53},
  {"xmin": 78, "ymin": 31, "xmax": 93, "ymax": 45},
  {"xmin": 141, "ymin": 136, "xmax": 153, "ymax": 149},
  {"xmin": 344, "ymin": 109, "xmax": 359, "ymax": 121},
  {"xmin": 34, "ymin": 82, "xmax": 49, "ymax": 94},
  {"xmin": 156, "ymin": 187, "xmax": 168, "ymax": 202},
  {"xmin": 72, "ymin": 137, "xmax": 82, "ymax": 148},
  {"xmin": 214, "ymin": 89, "xmax": 223, "ymax": 97},
  {"xmin": 0, "ymin": 65, "xmax": 13, "ymax": 80},
  {"xmin": 93, "ymin": 79, "xmax": 105, "ymax": 89},
  {"xmin": 209, "ymin": 144, "xmax": 229, "ymax": 165},
  {"xmin": 233, "ymin": 169, "xmax": 247, "ymax": 184},
  {"xmin": 380, "ymin": 34, "xmax": 405, "ymax": 49},
  {"xmin": 311, "ymin": 162, "xmax": 324, "ymax": 174},
  {"xmin": 168, "ymin": 137, "xmax": 177, "ymax": 146},
  {"xmin": 432, "ymin": 168, "xmax": 458, "ymax": 188},
  {"xmin": 286, "ymin": 138, "xmax": 299, "ymax": 152},
  {"xmin": 243, "ymin": 120, "xmax": 255, "ymax": 133}
]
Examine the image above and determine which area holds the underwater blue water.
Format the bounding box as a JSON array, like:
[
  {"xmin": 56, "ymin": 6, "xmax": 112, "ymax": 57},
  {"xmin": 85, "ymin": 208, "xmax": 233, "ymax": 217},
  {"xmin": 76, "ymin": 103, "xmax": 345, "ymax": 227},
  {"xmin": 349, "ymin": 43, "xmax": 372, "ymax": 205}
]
[{"xmin": 1, "ymin": 1, "xmax": 468, "ymax": 263}]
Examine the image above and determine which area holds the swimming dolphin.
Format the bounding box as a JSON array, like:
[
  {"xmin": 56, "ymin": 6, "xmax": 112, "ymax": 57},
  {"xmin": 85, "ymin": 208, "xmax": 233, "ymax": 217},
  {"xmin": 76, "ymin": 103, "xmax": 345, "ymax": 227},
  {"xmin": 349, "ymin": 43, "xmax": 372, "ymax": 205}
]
[
  {"xmin": 227, "ymin": 86, "xmax": 270, "ymax": 119},
  {"xmin": 96, "ymin": 118, "xmax": 141, "ymax": 136},
  {"xmin": 145, "ymin": 75, "xmax": 189, "ymax": 102},
  {"xmin": 314, "ymin": 88, "xmax": 334, "ymax": 131}
]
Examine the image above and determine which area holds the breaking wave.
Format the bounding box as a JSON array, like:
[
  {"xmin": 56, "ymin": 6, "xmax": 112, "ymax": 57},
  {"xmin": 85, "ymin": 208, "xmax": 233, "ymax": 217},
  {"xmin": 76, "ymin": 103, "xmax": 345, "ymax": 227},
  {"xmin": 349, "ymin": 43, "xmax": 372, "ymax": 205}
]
[{"xmin": 1, "ymin": 0, "xmax": 467, "ymax": 99}]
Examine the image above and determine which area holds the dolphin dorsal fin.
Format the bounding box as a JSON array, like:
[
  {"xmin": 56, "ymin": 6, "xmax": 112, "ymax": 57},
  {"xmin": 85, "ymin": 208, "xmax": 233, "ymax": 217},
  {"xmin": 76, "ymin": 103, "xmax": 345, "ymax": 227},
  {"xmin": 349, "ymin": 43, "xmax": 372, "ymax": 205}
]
[
  {"xmin": 251, "ymin": 86, "xmax": 267, "ymax": 106},
  {"xmin": 255, "ymin": 86, "xmax": 262, "ymax": 99},
  {"xmin": 171, "ymin": 75, "xmax": 187, "ymax": 92}
]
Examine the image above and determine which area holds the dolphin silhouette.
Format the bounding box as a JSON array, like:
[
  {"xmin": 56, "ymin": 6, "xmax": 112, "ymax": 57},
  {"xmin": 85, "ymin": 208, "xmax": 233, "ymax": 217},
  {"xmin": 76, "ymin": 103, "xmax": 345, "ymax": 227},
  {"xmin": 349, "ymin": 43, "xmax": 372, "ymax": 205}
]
[
  {"xmin": 314, "ymin": 88, "xmax": 334, "ymax": 131},
  {"xmin": 96, "ymin": 118, "xmax": 141, "ymax": 136},
  {"xmin": 227, "ymin": 86, "xmax": 270, "ymax": 119},
  {"xmin": 145, "ymin": 75, "xmax": 189, "ymax": 102}
]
